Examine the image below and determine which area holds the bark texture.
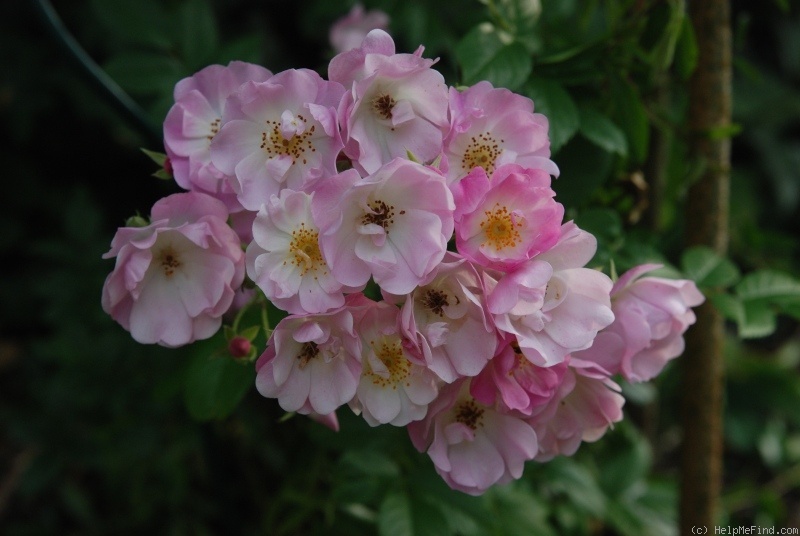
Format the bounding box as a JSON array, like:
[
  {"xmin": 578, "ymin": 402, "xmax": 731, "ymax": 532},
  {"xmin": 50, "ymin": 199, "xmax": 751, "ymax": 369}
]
[{"xmin": 681, "ymin": 0, "xmax": 731, "ymax": 532}]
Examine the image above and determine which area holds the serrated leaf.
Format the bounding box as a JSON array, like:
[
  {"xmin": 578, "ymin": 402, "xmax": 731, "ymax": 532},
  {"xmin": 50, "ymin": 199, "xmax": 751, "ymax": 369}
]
[
  {"xmin": 524, "ymin": 78, "xmax": 580, "ymax": 151},
  {"xmin": 739, "ymin": 300, "xmax": 778, "ymax": 339},
  {"xmin": 183, "ymin": 355, "xmax": 254, "ymax": 420},
  {"xmin": 578, "ymin": 106, "xmax": 628, "ymax": 156},
  {"xmin": 735, "ymin": 270, "xmax": 800, "ymax": 304},
  {"xmin": 455, "ymin": 24, "xmax": 532, "ymax": 90},
  {"xmin": 680, "ymin": 246, "xmax": 740, "ymax": 288}
]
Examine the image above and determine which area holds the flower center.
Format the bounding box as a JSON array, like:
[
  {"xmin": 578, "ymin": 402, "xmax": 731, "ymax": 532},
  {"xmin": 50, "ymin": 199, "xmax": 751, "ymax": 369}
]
[
  {"xmin": 480, "ymin": 203, "xmax": 522, "ymax": 251},
  {"xmin": 159, "ymin": 247, "xmax": 181, "ymax": 278},
  {"xmin": 510, "ymin": 341, "xmax": 530, "ymax": 375},
  {"xmin": 372, "ymin": 93, "xmax": 396, "ymax": 120},
  {"xmin": 260, "ymin": 115, "xmax": 316, "ymax": 165},
  {"xmin": 287, "ymin": 222, "xmax": 325, "ymax": 276},
  {"xmin": 421, "ymin": 289, "xmax": 449, "ymax": 317},
  {"xmin": 455, "ymin": 399, "xmax": 484, "ymax": 430},
  {"xmin": 297, "ymin": 341, "xmax": 319, "ymax": 369},
  {"xmin": 206, "ymin": 117, "xmax": 221, "ymax": 141},
  {"xmin": 461, "ymin": 132, "xmax": 503, "ymax": 175},
  {"xmin": 368, "ymin": 338, "xmax": 411, "ymax": 387},
  {"xmin": 361, "ymin": 200, "xmax": 395, "ymax": 232}
]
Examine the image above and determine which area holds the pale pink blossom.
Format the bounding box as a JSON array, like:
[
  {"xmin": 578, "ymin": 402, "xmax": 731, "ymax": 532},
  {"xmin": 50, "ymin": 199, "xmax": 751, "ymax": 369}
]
[
  {"xmin": 454, "ymin": 164, "xmax": 564, "ymax": 271},
  {"xmin": 390, "ymin": 253, "xmax": 498, "ymax": 383},
  {"xmin": 351, "ymin": 301, "xmax": 439, "ymax": 426},
  {"xmin": 210, "ymin": 69, "xmax": 345, "ymax": 210},
  {"xmin": 330, "ymin": 30, "xmax": 449, "ymax": 174},
  {"xmin": 573, "ymin": 263, "xmax": 704, "ymax": 382},
  {"xmin": 408, "ymin": 379, "xmax": 539, "ymax": 495},
  {"xmin": 528, "ymin": 361, "xmax": 624, "ymax": 461},
  {"xmin": 443, "ymin": 81, "xmax": 558, "ymax": 184},
  {"xmin": 246, "ymin": 189, "xmax": 357, "ymax": 315},
  {"xmin": 484, "ymin": 223, "xmax": 615, "ymax": 366},
  {"xmin": 329, "ymin": 4, "xmax": 390, "ymax": 54},
  {"xmin": 314, "ymin": 158, "xmax": 455, "ymax": 295},
  {"xmin": 101, "ymin": 192, "xmax": 245, "ymax": 347},
  {"xmin": 255, "ymin": 306, "xmax": 362, "ymax": 416},
  {"xmin": 471, "ymin": 338, "xmax": 568, "ymax": 415},
  {"xmin": 163, "ymin": 62, "xmax": 273, "ymax": 211}
]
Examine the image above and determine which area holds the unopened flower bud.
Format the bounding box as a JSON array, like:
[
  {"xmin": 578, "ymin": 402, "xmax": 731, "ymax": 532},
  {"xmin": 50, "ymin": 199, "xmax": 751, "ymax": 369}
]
[{"xmin": 228, "ymin": 336, "xmax": 252, "ymax": 358}]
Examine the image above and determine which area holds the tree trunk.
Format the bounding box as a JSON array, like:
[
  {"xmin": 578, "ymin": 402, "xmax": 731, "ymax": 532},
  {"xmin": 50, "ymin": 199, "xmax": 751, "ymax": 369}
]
[{"xmin": 680, "ymin": 0, "xmax": 731, "ymax": 533}]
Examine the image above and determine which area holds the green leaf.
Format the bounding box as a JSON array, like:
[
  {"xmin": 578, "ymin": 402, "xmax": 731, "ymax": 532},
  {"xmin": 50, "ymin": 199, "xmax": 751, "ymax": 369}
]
[
  {"xmin": 524, "ymin": 78, "xmax": 580, "ymax": 151},
  {"xmin": 140, "ymin": 148, "xmax": 167, "ymax": 166},
  {"xmin": 90, "ymin": 0, "xmax": 170, "ymax": 49},
  {"xmin": 455, "ymin": 24, "xmax": 532, "ymax": 90},
  {"xmin": 674, "ymin": 16, "xmax": 698, "ymax": 79},
  {"xmin": 176, "ymin": 0, "xmax": 219, "ymax": 68},
  {"xmin": 550, "ymin": 136, "xmax": 614, "ymax": 207},
  {"xmin": 680, "ymin": 246, "xmax": 741, "ymax": 288},
  {"xmin": 739, "ymin": 300, "xmax": 778, "ymax": 339},
  {"xmin": 484, "ymin": 486, "xmax": 557, "ymax": 536},
  {"xmin": 378, "ymin": 491, "xmax": 449, "ymax": 536},
  {"xmin": 543, "ymin": 458, "xmax": 606, "ymax": 516},
  {"xmin": 735, "ymin": 270, "xmax": 800, "ymax": 305},
  {"xmin": 710, "ymin": 293, "xmax": 744, "ymax": 323},
  {"xmin": 103, "ymin": 52, "xmax": 185, "ymax": 96},
  {"xmin": 183, "ymin": 355, "xmax": 254, "ymax": 420},
  {"xmin": 578, "ymin": 106, "xmax": 628, "ymax": 156},
  {"xmin": 610, "ymin": 77, "xmax": 650, "ymax": 164},
  {"xmin": 648, "ymin": 0, "xmax": 686, "ymax": 75}
]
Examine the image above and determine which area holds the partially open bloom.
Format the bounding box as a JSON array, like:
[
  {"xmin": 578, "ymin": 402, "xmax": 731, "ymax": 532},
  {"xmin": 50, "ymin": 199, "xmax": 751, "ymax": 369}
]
[
  {"xmin": 246, "ymin": 189, "xmax": 356, "ymax": 315},
  {"xmin": 315, "ymin": 158, "xmax": 455, "ymax": 295},
  {"xmin": 573, "ymin": 264, "xmax": 704, "ymax": 382},
  {"xmin": 163, "ymin": 61, "xmax": 273, "ymax": 211},
  {"xmin": 471, "ymin": 338, "xmax": 568, "ymax": 415},
  {"xmin": 255, "ymin": 306, "xmax": 362, "ymax": 415},
  {"xmin": 408, "ymin": 379, "xmax": 539, "ymax": 495},
  {"xmin": 485, "ymin": 223, "xmax": 615, "ymax": 366},
  {"xmin": 393, "ymin": 253, "xmax": 497, "ymax": 383},
  {"xmin": 528, "ymin": 360, "xmax": 624, "ymax": 461},
  {"xmin": 101, "ymin": 192, "xmax": 245, "ymax": 347},
  {"xmin": 351, "ymin": 301, "xmax": 439, "ymax": 426},
  {"xmin": 329, "ymin": 4, "xmax": 390, "ymax": 54},
  {"xmin": 443, "ymin": 81, "xmax": 558, "ymax": 184},
  {"xmin": 210, "ymin": 69, "xmax": 345, "ymax": 210},
  {"xmin": 330, "ymin": 30, "xmax": 449, "ymax": 174}
]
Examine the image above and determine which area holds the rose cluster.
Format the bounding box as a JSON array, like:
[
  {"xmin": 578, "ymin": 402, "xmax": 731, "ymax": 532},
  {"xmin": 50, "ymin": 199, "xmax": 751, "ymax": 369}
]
[{"xmin": 101, "ymin": 30, "xmax": 704, "ymax": 495}]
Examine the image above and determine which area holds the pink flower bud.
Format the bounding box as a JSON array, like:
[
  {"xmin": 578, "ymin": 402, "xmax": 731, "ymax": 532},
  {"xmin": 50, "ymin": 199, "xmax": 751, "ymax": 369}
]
[{"xmin": 228, "ymin": 336, "xmax": 252, "ymax": 358}]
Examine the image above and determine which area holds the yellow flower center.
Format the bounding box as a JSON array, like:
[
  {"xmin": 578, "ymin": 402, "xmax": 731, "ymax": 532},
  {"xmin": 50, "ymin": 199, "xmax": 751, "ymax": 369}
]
[
  {"xmin": 367, "ymin": 338, "xmax": 411, "ymax": 388},
  {"xmin": 461, "ymin": 132, "xmax": 503, "ymax": 175},
  {"xmin": 287, "ymin": 222, "xmax": 325, "ymax": 276},
  {"xmin": 260, "ymin": 114, "xmax": 316, "ymax": 165},
  {"xmin": 480, "ymin": 203, "xmax": 521, "ymax": 251}
]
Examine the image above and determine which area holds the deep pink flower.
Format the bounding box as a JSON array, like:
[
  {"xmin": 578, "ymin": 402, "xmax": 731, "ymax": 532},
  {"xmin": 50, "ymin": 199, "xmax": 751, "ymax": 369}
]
[
  {"xmin": 314, "ymin": 158, "xmax": 455, "ymax": 295},
  {"xmin": 573, "ymin": 264, "xmax": 704, "ymax": 382},
  {"xmin": 408, "ymin": 379, "xmax": 539, "ymax": 495},
  {"xmin": 329, "ymin": 4, "xmax": 390, "ymax": 54},
  {"xmin": 351, "ymin": 301, "xmax": 440, "ymax": 426},
  {"xmin": 528, "ymin": 361, "xmax": 624, "ymax": 461},
  {"xmin": 471, "ymin": 338, "xmax": 568, "ymax": 415},
  {"xmin": 246, "ymin": 189, "xmax": 357, "ymax": 315},
  {"xmin": 163, "ymin": 62, "xmax": 273, "ymax": 211},
  {"xmin": 454, "ymin": 164, "xmax": 564, "ymax": 271},
  {"xmin": 255, "ymin": 306, "xmax": 362, "ymax": 416},
  {"xmin": 391, "ymin": 253, "xmax": 498, "ymax": 383},
  {"xmin": 443, "ymin": 81, "xmax": 558, "ymax": 184},
  {"xmin": 101, "ymin": 192, "xmax": 245, "ymax": 347},
  {"xmin": 330, "ymin": 30, "xmax": 449, "ymax": 174},
  {"xmin": 210, "ymin": 69, "xmax": 345, "ymax": 210}
]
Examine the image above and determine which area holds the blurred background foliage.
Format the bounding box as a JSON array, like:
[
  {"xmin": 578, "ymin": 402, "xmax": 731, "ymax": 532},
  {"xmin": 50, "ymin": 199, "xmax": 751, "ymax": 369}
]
[{"xmin": 1, "ymin": 0, "xmax": 799, "ymax": 534}]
